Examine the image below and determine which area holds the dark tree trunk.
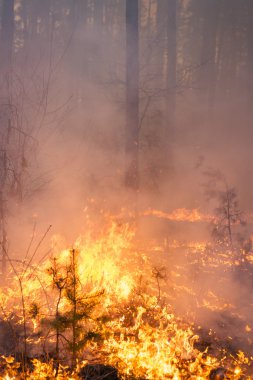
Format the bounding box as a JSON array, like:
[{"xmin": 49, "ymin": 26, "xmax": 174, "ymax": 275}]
[
  {"xmin": 166, "ymin": 0, "xmax": 177, "ymax": 139},
  {"xmin": 199, "ymin": 0, "xmax": 219, "ymax": 118},
  {"xmin": 158, "ymin": 0, "xmax": 176, "ymax": 181},
  {"xmin": 0, "ymin": 0, "xmax": 14, "ymax": 71},
  {"xmin": 125, "ymin": 0, "xmax": 139, "ymax": 192},
  {"xmin": 156, "ymin": 0, "xmax": 167, "ymax": 93},
  {"xmin": 247, "ymin": 0, "xmax": 253, "ymax": 120}
]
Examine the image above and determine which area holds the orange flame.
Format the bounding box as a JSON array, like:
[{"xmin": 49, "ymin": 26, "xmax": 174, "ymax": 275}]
[{"xmin": 143, "ymin": 208, "xmax": 213, "ymax": 222}]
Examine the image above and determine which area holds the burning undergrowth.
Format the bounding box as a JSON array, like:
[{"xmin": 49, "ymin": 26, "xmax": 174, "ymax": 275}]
[{"xmin": 0, "ymin": 216, "xmax": 253, "ymax": 379}]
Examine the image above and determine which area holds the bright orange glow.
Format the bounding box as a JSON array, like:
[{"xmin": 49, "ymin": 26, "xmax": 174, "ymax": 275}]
[
  {"xmin": 143, "ymin": 208, "xmax": 213, "ymax": 222},
  {"xmin": 0, "ymin": 219, "xmax": 252, "ymax": 379}
]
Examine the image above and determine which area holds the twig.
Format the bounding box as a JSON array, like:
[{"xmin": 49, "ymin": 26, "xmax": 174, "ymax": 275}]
[
  {"xmin": 21, "ymin": 224, "xmax": 52, "ymax": 280},
  {"xmin": 23, "ymin": 221, "xmax": 36, "ymax": 265}
]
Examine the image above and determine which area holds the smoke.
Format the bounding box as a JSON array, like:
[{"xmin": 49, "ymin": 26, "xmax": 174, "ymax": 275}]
[{"xmin": 1, "ymin": 0, "xmax": 253, "ymax": 360}]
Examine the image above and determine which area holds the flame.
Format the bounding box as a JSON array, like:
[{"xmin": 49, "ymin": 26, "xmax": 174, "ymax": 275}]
[
  {"xmin": 143, "ymin": 208, "xmax": 213, "ymax": 222},
  {"xmin": 100, "ymin": 305, "xmax": 217, "ymax": 379},
  {"xmin": 0, "ymin": 218, "xmax": 252, "ymax": 378}
]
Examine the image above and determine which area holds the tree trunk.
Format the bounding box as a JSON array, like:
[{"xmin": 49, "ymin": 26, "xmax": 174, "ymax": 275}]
[
  {"xmin": 125, "ymin": 0, "xmax": 139, "ymax": 192},
  {"xmin": 158, "ymin": 0, "xmax": 176, "ymax": 181},
  {"xmin": 0, "ymin": 0, "xmax": 14, "ymax": 280},
  {"xmin": 247, "ymin": 0, "xmax": 253, "ymax": 121},
  {"xmin": 166, "ymin": 0, "xmax": 177, "ymax": 140},
  {"xmin": 156, "ymin": 0, "xmax": 167, "ymax": 96},
  {"xmin": 199, "ymin": 0, "xmax": 219, "ymax": 119},
  {"xmin": 0, "ymin": 0, "xmax": 14, "ymax": 71}
]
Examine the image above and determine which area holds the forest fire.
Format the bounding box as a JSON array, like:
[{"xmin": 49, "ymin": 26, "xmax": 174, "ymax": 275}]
[
  {"xmin": 0, "ymin": 219, "xmax": 252, "ymax": 379},
  {"xmin": 0, "ymin": 0, "xmax": 253, "ymax": 378}
]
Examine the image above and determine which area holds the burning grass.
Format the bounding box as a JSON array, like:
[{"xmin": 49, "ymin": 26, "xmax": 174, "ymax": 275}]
[{"xmin": 0, "ymin": 217, "xmax": 253, "ymax": 379}]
